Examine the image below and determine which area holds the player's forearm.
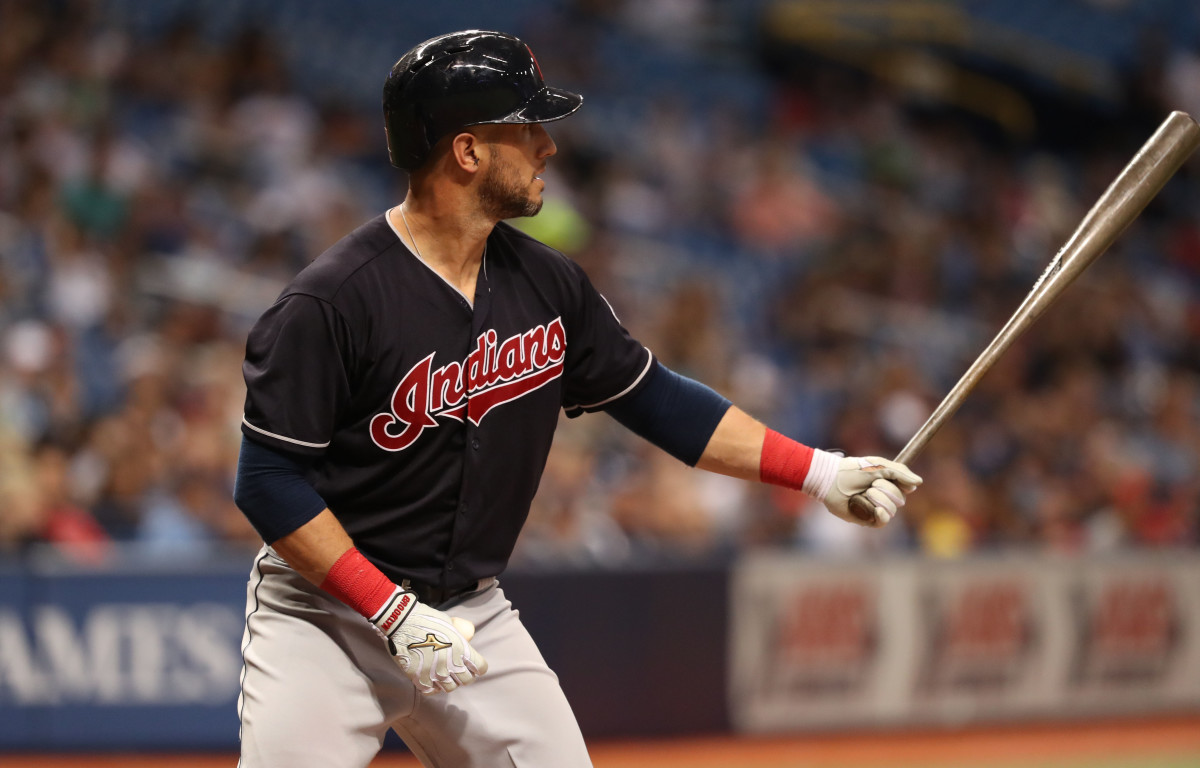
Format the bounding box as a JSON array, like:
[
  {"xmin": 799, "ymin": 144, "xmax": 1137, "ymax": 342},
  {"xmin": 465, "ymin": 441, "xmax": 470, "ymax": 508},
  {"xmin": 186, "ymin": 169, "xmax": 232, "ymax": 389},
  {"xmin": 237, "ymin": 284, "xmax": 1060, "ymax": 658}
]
[
  {"xmin": 696, "ymin": 406, "xmax": 825, "ymax": 494},
  {"xmin": 270, "ymin": 508, "xmax": 356, "ymax": 586},
  {"xmin": 693, "ymin": 406, "xmax": 767, "ymax": 481}
]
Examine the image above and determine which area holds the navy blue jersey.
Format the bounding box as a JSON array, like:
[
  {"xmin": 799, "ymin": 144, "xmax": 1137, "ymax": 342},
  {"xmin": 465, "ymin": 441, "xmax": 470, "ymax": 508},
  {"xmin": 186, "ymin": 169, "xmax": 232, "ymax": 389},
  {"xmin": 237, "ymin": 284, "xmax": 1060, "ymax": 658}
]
[{"xmin": 241, "ymin": 214, "xmax": 652, "ymax": 593}]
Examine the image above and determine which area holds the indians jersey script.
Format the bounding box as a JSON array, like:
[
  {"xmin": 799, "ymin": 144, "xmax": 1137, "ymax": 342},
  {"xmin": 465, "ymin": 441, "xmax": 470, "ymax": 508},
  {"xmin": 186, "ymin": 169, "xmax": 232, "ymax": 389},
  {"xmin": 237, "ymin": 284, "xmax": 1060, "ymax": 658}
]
[{"xmin": 241, "ymin": 215, "xmax": 653, "ymax": 593}]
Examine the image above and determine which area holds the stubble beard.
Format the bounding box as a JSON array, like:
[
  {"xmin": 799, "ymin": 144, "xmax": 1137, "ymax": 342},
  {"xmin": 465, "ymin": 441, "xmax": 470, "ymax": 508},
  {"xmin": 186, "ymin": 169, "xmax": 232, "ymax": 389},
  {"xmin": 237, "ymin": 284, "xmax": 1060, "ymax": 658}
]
[{"xmin": 478, "ymin": 155, "xmax": 543, "ymax": 220}]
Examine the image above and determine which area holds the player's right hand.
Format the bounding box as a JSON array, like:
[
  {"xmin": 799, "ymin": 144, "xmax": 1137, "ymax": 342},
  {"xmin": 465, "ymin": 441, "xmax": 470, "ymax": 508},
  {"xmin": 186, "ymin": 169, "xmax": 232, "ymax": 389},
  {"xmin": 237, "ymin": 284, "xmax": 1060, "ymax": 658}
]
[
  {"xmin": 372, "ymin": 589, "xmax": 488, "ymax": 694},
  {"xmin": 816, "ymin": 453, "xmax": 922, "ymax": 528}
]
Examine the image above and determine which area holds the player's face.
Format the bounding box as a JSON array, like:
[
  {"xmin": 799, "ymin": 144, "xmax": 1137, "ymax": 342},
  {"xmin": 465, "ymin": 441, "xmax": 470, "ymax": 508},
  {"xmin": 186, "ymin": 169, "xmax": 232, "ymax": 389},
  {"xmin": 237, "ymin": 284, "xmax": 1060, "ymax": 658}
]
[{"xmin": 475, "ymin": 123, "xmax": 557, "ymax": 220}]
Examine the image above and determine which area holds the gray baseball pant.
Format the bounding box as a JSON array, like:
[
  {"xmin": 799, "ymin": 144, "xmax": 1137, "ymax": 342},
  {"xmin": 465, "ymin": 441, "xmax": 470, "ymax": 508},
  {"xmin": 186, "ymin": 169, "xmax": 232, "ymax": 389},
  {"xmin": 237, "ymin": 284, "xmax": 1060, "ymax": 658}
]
[{"xmin": 236, "ymin": 546, "xmax": 592, "ymax": 767}]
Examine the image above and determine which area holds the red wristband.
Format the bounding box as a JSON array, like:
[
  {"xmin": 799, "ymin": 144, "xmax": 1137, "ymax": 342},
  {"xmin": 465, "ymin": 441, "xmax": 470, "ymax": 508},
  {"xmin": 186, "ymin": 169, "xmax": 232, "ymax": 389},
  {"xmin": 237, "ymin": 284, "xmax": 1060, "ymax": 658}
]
[
  {"xmin": 320, "ymin": 547, "xmax": 398, "ymax": 620},
  {"xmin": 759, "ymin": 428, "xmax": 815, "ymax": 491}
]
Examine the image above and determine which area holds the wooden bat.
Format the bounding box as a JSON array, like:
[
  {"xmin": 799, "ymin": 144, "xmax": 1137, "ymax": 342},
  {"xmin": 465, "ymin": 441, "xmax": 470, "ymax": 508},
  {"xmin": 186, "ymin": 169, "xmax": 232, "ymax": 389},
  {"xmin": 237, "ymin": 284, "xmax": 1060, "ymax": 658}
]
[{"xmin": 848, "ymin": 110, "xmax": 1200, "ymax": 522}]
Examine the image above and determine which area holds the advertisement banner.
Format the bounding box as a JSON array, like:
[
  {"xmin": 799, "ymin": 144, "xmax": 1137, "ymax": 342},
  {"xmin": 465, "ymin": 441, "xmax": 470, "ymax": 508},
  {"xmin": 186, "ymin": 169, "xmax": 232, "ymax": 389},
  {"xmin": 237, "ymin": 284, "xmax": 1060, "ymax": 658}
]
[
  {"xmin": 728, "ymin": 554, "xmax": 918, "ymax": 730},
  {"xmin": 907, "ymin": 558, "xmax": 1067, "ymax": 722},
  {"xmin": 0, "ymin": 559, "xmax": 250, "ymax": 749},
  {"xmin": 729, "ymin": 552, "xmax": 1200, "ymax": 733},
  {"xmin": 1063, "ymin": 556, "xmax": 1200, "ymax": 713}
]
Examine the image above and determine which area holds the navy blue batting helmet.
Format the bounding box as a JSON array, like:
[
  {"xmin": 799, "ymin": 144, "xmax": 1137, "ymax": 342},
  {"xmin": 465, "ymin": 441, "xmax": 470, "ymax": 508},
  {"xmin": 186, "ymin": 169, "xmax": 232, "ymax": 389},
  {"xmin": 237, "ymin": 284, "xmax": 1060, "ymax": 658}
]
[{"xmin": 383, "ymin": 30, "xmax": 583, "ymax": 171}]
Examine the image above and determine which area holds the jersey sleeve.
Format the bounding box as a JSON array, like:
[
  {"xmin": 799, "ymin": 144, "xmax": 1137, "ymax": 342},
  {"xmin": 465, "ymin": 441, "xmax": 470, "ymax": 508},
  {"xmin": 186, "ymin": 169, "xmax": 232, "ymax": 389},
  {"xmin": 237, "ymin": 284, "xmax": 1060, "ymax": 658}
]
[
  {"xmin": 560, "ymin": 262, "xmax": 654, "ymax": 417},
  {"xmin": 241, "ymin": 293, "xmax": 355, "ymax": 456}
]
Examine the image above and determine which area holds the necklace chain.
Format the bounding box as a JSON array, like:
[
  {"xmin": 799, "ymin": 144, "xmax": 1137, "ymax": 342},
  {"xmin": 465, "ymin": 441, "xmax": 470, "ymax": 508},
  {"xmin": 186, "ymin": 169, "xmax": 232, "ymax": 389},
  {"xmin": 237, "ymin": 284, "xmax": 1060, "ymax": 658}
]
[{"xmin": 398, "ymin": 204, "xmax": 423, "ymax": 262}]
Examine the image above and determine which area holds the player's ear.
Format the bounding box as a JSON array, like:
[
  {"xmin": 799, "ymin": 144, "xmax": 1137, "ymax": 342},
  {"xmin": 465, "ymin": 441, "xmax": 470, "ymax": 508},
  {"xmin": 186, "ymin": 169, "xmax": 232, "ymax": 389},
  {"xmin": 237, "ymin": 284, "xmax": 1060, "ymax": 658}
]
[{"xmin": 450, "ymin": 132, "xmax": 482, "ymax": 174}]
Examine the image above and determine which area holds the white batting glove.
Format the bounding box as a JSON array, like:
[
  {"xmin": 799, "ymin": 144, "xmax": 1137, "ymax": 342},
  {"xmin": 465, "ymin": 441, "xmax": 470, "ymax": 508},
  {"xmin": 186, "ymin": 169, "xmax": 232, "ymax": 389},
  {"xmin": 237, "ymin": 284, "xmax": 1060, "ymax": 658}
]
[
  {"xmin": 803, "ymin": 450, "xmax": 922, "ymax": 527},
  {"xmin": 371, "ymin": 588, "xmax": 488, "ymax": 695}
]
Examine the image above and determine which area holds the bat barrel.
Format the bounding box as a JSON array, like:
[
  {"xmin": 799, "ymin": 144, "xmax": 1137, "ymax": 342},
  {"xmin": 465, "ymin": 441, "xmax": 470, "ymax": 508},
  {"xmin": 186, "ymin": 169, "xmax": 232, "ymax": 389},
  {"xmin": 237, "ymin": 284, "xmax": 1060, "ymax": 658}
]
[
  {"xmin": 892, "ymin": 111, "xmax": 1200, "ymax": 467},
  {"xmin": 848, "ymin": 111, "xmax": 1200, "ymax": 522}
]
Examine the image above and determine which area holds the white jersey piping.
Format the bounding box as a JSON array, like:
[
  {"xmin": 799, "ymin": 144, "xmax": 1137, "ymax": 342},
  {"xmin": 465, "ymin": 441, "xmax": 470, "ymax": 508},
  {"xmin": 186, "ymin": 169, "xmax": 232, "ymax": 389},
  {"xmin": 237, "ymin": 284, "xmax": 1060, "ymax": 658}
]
[
  {"xmin": 564, "ymin": 347, "xmax": 654, "ymax": 413},
  {"xmin": 242, "ymin": 416, "xmax": 331, "ymax": 448}
]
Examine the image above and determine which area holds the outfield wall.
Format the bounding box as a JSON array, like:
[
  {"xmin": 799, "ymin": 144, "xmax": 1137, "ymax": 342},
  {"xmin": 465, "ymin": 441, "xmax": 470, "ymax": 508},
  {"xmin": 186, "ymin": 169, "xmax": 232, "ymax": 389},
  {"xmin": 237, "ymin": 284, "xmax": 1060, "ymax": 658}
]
[{"xmin": 0, "ymin": 552, "xmax": 1197, "ymax": 750}]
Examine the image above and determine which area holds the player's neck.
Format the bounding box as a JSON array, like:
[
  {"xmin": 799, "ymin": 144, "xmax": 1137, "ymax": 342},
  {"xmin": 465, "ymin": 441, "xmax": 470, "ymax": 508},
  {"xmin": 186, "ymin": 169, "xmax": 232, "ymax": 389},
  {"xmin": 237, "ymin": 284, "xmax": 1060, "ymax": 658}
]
[{"xmin": 392, "ymin": 198, "xmax": 489, "ymax": 298}]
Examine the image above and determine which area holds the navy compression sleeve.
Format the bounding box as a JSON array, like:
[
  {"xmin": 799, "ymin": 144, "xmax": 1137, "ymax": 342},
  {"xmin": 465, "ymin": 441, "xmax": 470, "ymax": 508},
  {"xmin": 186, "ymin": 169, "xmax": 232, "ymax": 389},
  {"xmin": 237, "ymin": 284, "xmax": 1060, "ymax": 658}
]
[
  {"xmin": 605, "ymin": 361, "xmax": 733, "ymax": 466},
  {"xmin": 233, "ymin": 436, "xmax": 328, "ymax": 544}
]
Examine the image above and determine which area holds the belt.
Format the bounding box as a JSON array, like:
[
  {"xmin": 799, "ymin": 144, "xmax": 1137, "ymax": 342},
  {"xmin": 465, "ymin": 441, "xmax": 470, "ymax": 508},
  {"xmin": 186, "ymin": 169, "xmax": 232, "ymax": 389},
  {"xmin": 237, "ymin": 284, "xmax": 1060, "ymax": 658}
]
[{"xmin": 401, "ymin": 576, "xmax": 496, "ymax": 608}]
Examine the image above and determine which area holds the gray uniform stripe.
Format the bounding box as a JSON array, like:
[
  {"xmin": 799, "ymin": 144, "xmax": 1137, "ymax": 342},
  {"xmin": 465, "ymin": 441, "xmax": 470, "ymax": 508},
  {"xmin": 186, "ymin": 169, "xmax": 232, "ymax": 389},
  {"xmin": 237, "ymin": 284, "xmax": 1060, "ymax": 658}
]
[{"xmin": 237, "ymin": 547, "xmax": 272, "ymax": 746}]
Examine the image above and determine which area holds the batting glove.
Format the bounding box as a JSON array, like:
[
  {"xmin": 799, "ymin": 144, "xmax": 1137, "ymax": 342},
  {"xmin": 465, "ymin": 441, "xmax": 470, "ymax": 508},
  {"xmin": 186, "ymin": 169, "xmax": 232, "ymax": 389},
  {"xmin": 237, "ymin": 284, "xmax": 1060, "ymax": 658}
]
[
  {"xmin": 372, "ymin": 588, "xmax": 488, "ymax": 695},
  {"xmin": 804, "ymin": 450, "xmax": 922, "ymax": 527}
]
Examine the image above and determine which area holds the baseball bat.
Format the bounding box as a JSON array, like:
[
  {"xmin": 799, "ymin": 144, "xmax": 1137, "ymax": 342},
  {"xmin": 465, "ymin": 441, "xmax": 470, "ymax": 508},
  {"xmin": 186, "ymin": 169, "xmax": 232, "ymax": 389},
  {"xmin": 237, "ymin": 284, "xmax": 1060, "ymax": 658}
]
[{"xmin": 848, "ymin": 110, "xmax": 1200, "ymax": 523}]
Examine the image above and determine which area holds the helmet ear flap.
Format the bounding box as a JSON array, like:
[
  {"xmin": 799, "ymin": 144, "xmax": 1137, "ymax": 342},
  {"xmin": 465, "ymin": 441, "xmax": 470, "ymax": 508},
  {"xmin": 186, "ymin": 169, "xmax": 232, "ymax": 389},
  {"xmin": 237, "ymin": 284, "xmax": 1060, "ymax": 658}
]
[{"xmin": 383, "ymin": 99, "xmax": 430, "ymax": 170}]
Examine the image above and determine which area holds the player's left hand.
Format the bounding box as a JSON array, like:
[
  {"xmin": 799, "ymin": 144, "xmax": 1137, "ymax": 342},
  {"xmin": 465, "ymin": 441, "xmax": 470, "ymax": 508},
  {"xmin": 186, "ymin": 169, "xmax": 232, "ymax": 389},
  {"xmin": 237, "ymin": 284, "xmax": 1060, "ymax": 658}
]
[
  {"xmin": 819, "ymin": 454, "xmax": 922, "ymax": 528},
  {"xmin": 373, "ymin": 589, "xmax": 488, "ymax": 694}
]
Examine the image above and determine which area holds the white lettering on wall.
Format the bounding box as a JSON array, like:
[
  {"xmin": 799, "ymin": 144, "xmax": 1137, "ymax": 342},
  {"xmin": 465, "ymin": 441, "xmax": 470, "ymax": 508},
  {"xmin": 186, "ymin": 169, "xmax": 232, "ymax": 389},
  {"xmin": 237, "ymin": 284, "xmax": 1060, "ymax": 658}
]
[
  {"xmin": 0, "ymin": 611, "xmax": 44, "ymax": 702},
  {"xmin": 0, "ymin": 604, "xmax": 242, "ymax": 705}
]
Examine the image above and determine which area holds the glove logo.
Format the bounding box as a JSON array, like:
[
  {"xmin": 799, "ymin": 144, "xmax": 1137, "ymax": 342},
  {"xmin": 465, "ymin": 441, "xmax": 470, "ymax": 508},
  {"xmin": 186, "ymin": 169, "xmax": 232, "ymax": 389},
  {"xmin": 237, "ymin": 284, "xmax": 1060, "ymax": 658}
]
[
  {"xmin": 370, "ymin": 318, "xmax": 567, "ymax": 451},
  {"xmin": 407, "ymin": 633, "xmax": 453, "ymax": 652}
]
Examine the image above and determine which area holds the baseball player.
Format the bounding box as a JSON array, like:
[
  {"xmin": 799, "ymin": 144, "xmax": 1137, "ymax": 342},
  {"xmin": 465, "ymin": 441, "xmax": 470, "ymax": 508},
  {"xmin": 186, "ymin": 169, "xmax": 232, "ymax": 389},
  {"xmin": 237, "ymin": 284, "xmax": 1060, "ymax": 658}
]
[{"xmin": 233, "ymin": 30, "xmax": 922, "ymax": 768}]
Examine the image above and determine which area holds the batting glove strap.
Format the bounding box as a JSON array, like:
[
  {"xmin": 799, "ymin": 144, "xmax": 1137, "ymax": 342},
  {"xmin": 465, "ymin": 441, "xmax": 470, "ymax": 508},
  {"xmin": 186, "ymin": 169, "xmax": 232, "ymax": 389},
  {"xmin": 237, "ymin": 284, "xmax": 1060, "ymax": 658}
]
[
  {"xmin": 802, "ymin": 448, "xmax": 840, "ymax": 499},
  {"xmin": 370, "ymin": 587, "xmax": 418, "ymax": 636},
  {"xmin": 376, "ymin": 596, "xmax": 488, "ymax": 695}
]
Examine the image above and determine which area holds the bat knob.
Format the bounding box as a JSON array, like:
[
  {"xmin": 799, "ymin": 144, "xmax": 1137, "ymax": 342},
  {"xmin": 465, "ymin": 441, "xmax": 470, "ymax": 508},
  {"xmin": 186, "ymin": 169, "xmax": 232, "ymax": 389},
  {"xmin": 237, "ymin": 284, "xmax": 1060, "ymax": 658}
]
[
  {"xmin": 848, "ymin": 493, "xmax": 878, "ymax": 524},
  {"xmin": 451, "ymin": 617, "xmax": 476, "ymax": 641}
]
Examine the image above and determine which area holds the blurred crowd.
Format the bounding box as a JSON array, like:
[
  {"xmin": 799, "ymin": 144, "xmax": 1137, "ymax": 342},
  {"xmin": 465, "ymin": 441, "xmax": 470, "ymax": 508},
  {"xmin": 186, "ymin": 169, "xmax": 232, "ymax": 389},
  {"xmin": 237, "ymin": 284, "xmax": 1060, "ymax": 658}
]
[{"xmin": 1, "ymin": 0, "xmax": 1198, "ymax": 569}]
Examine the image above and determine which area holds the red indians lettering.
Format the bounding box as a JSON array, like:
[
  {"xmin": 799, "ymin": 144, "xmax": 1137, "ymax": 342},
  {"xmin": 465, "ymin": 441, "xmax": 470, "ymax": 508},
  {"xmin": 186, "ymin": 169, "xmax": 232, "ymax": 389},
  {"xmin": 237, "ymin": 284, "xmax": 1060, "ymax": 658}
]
[{"xmin": 370, "ymin": 318, "xmax": 567, "ymax": 451}]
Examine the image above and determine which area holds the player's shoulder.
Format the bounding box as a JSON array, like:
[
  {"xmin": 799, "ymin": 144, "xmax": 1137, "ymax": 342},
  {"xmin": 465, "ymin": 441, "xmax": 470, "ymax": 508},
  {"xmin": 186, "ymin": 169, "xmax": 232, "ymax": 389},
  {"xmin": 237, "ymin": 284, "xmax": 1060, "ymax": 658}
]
[{"xmin": 283, "ymin": 214, "xmax": 401, "ymax": 303}]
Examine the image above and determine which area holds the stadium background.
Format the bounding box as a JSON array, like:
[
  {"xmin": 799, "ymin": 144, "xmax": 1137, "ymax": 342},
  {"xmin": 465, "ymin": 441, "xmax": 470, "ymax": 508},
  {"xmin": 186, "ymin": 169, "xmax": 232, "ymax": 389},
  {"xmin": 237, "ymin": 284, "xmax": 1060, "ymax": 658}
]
[{"xmin": 2, "ymin": 0, "xmax": 1200, "ymax": 765}]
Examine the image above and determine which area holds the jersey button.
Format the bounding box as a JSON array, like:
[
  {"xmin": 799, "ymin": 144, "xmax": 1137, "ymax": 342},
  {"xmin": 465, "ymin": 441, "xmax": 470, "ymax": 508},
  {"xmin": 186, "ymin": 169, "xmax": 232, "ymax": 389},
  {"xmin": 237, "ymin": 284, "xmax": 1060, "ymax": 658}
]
[
  {"xmin": 447, "ymin": 562, "xmax": 455, "ymax": 571},
  {"xmin": 471, "ymin": 439, "xmax": 480, "ymax": 450}
]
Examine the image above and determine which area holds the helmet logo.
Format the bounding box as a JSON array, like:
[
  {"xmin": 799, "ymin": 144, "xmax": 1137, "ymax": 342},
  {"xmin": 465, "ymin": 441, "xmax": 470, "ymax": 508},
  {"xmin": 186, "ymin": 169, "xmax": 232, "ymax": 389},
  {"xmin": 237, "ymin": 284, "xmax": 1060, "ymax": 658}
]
[{"xmin": 525, "ymin": 44, "xmax": 543, "ymax": 81}]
